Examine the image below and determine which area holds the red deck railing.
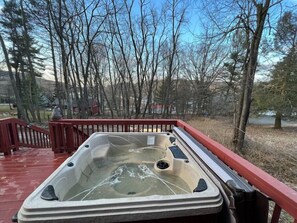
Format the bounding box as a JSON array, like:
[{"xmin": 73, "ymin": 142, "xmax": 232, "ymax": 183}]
[
  {"xmin": 0, "ymin": 118, "xmax": 50, "ymax": 155},
  {"xmin": 48, "ymin": 119, "xmax": 297, "ymax": 223},
  {"xmin": 49, "ymin": 119, "xmax": 176, "ymax": 153}
]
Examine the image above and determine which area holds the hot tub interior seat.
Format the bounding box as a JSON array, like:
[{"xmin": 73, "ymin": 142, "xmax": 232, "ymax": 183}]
[{"xmin": 63, "ymin": 134, "xmax": 204, "ymax": 201}]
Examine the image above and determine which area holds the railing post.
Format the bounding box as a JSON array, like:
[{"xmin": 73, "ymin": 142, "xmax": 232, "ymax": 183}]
[
  {"xmin": 9, "ymin": 120, "xmax": 20, "ymax": 152},
  {"xmin": 0, "ymin": 122, "xmax": 10, "ymax": 155},
  {"xmin": 49, "ymin": 122, "xmax": 76, "ymax": 153},
  {"xmin": 271, "ymin": 204, "xmax": 281, "ymax": 223},
  {"xmin": 65, "ymin": 123, "xmax": 74, "ymax": 153},
  {"xmin": 49, "ymin": 122, "xmax": 64, "ymax": 153},
  {"xmin": 124, "ymin": 123, "xmax": 129, "ymax": 132},
  {"xmin": 49, "ymin": 122, "xmax": 56, "ymax": 153}
]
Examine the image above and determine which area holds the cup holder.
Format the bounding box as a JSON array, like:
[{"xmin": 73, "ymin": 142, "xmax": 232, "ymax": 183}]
[{"xmin": 156, "ymin": 160, "xmax": 169, "ymax": 170}]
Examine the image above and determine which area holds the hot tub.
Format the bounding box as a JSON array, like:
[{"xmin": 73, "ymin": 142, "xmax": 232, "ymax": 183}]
[{"xmin": 17, "ymin": 132, "xmax": 223, "ymax": 223}]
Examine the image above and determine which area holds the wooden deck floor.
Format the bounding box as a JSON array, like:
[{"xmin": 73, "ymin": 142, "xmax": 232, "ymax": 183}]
[{"xmin": 0, "ymin": 148, "xmax": 69, "ymax": 223}]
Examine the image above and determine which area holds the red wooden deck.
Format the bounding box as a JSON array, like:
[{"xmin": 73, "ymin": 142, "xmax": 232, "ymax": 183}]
[{"xmin": 0, "ymin": 148, "xmax": 69, "ymax": 223}]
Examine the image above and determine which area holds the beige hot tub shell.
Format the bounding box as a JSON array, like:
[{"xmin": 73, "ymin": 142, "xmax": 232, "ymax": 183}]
[{"xmin": 17, "ymin": 132, "xmax": 223, "ymax": 223}]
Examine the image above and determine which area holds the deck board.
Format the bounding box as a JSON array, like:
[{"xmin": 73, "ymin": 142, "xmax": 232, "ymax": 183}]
[{"xmin": 0, "ymin": 148, "xmax": 69, "ymax": 223}]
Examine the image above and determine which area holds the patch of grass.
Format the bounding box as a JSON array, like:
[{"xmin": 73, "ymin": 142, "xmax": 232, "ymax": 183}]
[
  {"xmin": 0, "ymin": 104, "xmax": 13, "ymax": 112},
  {"xmin": 39, "ymin": 110, "xmax": 53, "ymax": 122},
  {"xmin": 0, "ymin": 104, "xmax": 16, "ymax": 119},
  {"xmin": 0, "ymin": 104, "xmax": 52, "ymax": 122},
  {"xmin": 188, "ymin": 116, "xmax": 297, "ymax": 185}
]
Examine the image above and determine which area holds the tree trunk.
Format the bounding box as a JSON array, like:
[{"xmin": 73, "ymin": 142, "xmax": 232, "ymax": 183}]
[
  {"xmin": 58, "ymin": 0, "xmax": 72, "ymax": 119},
  {"xmin": 274, "ymin": 111, "xmax": 282, "ymax": 129},
  {"xmin": 0, "ymin": 34, "xmax": 28, "ymax": 122},
  {"xmin": 234, "ymin": 0, "xmax": 271, "ymax": 150},
  {"xmin": 20, "ymin": 0, "xmax": 40, "ymax": 122},
  {"xmin": 47, "ymin": 1, "xmax": 63, "ymax": 111}
]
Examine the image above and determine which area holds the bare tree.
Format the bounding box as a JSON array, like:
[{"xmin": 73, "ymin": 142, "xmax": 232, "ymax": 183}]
[
  {"xmin": 183, "ymin": 26, "xmax": 227, "ymax": 115},
  {"xmin": 90, "ymin": 39, "xmax": 120, "ymax": 118},
  {"xmin": 20, "ymin": 0, "xmax": 42, "ymax": 122},
  {"xmin": 160, "ymin": 0, "xmax": 186, "ymax": 118},
  {"xmin": 233, "ymin": 0, "xmax": 281, "ymax": 150},
  {"xmin": 69, "ymin": 0, "xmax": 109, "ymax": 118},
  {"xmin": 46, "ymin": 1, "xmax": 63, "ymax": 111},
  {"xmin": 141, "ymin": 6, "xmax": 167, "ymax": 117},
  {"xmin": 25, "ymin": 0, "xmax": 64, "ymax": 111},
  {"xmin": 203, "ymin": 0, "xmax": 282, "ymax": 150},
  {"xmin": 107, "ymin": 0, "xmax": 170, "ymax": 118},
  {"xmin": 46, "ymin": 0, "xmax": 73, "ymax": 118}
]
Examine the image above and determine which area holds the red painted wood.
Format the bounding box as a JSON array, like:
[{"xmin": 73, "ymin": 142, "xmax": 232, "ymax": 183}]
[
  {"xmin": 49, "ymin": 119, "xmax": 177, "ymax": 153},
  {"xmin": 0, "ymin": 147, "xmax": 69, "ymax": 223},
  {"xmin": 0, "ymin": 122, "xmax": 9, "ymax": 154},
  {"xmin": 65, "ymin": 124, "xmax": 74, "ymax": 153},
  {"xmin": 271, "ymin": 204, "xmax": 281, "ymax": 223},
  {"xmin": 176, "ymin": 120, "xmax": 297, "ymax": 221},
  {"xmin": 0, "ymin": 118, "xmax": 51, "ymax": 154},
  {"xmin": 9, "ymin": 122, "xmax": 18, "ymax": 151}
]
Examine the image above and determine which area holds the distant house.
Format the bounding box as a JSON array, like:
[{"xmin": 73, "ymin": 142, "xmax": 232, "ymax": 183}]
[
  {"xmin": 72, "ymin": 99, "xmax": 100, "ymax": 115},
  {"xmin": 150, "ymin": 103, "xmax": 174, "ymax": 114}
]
